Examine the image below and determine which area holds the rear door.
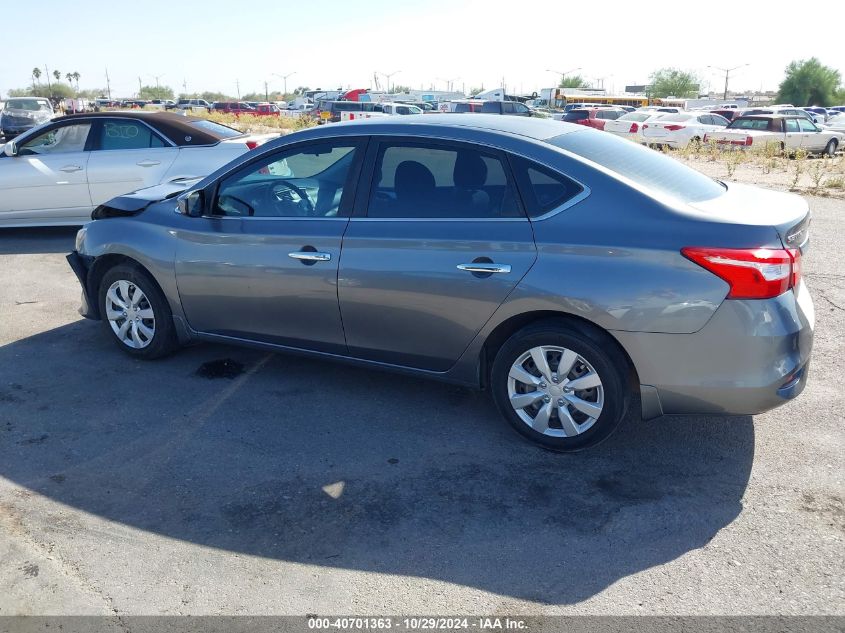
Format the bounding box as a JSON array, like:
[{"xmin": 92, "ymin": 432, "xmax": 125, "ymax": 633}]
[
  {"xmin": 337, "ymin": 137, "xmax": 537, "ymax": 371},
  {"xmin": 783, "ymin": 118, "xmax": 802, "ymax": 150},
  {"xmin": 0, "ymin": 120, "xmax": 93, "ymax": 223},
  {"xmin": 85, "ymin": 117, "xmax": 179, "ymax": 206}
]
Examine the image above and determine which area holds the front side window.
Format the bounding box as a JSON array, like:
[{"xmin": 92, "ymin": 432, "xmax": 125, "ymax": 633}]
[
  {"xmin": 797, "ymin": 118, "xmax": 817, "ymax": 132},
  {"xmin": 19, "ymin": 123, "xmax": 92, "ymax": 155},
  {"xmin": 213, "ymin": 142, "xmax": 359, "ymax": 218},
  {"xmin": 785, "ymin": 119, "xmax": 800, "ymax": 133},
  {"xmin": 367, "ymin": 142, "xmax": 522, "ymax": 219},
  {"xmin": 98, "ymin": 120, "xmax": 166, "ymax": 150},
  {"xmin": 729, "ymin": 118, "xmax": 772, "ymax": 130}
]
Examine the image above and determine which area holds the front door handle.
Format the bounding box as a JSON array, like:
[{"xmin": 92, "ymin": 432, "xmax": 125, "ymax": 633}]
[
  {"xmin": 60, "ymin": 165, "xmax": 83, "ymax": 173},
  {"xmin": 457, "ymin": 263, "xmax": 511, "ymax": 274},
  {"xmin": 136, "ymin": 160, "xmax": 161, "ymax": 167},
  {"xmin": 288, "ymin": 251, "xmax": 331, "ymax": 262}
]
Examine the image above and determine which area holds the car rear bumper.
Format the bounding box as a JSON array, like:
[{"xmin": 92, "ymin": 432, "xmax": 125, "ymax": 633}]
[
  {"xmin": 613, "ymin": 282, "xmax": 815, "ymax": 418},
  {"xmin": 66, "ymin": 250, "xmax": 98, "ymax": 320}
]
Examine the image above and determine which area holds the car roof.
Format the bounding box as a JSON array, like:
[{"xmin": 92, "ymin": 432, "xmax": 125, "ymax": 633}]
[
  {"xmin": 53, "ymin": 111, "xmax": 237, "ymax": 145},
  {"xmin": 307, "ymin": 113, "xmax": 582, "ymax": 142}
]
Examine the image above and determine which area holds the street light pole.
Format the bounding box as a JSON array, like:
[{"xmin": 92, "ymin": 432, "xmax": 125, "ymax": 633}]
[
  {"xmin": 377, "ymin": 70, "xmax": 400, "ymax": 94},
  {"xmin": 273, "ymin": 72, "xmax": 297, "ymax": 97},
  {"xmin": 708, "ymin": 64, "xmax": 749, "ymax": 100},
  {"xmin": 546, "ymin": 67, "xmax": 582, "ymax": 86}
]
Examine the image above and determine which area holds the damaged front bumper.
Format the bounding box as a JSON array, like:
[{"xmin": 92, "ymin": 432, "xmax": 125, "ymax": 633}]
[{"xmin": 66, "ymin": 250, "xmax": 98, "ymax": 319}]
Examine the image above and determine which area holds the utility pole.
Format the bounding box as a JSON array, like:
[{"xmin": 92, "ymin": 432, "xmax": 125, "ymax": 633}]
[
  {"xmin": 708, "ymin": 64, "xmax": 749, "ymax": 100},
  {"xmin": 264, "ymin": 81, "xmax": 269, "ymax": 101},
  {"xmin": 105, "ymin": 68, "xmax": 111, "ymax": 99},
  {"xmin": 236, "ymin": 79, "xmax": 240, "ymax": 100},
  {"xmin": 182, "ymin": 78, "xmax": 188, "ymax": 96},
  {"xmin": 546, "ymin": 67, "xmax": 582, "ymax": 88},
  {"xmin": 138, "ymin": 76, "xmax": 142, "ymax": 98},
  {"xmin": 44, "ymin": 65, "xmax": 53, "ymax": 98}
]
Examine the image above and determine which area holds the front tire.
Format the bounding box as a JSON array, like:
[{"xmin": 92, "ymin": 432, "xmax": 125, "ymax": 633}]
[
  {"xmin": 98, "ymin": 264, "xmax": 178, "ymax": 359},
  {"xmin": 490, "ymin": 321, "xmax": 629, "ymax": 452},
  {"xmin": 824, "ymin": 139, "xmax": 838, "ymax": 158}
]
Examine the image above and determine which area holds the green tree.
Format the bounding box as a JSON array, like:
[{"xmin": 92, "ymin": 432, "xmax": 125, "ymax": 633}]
[
  {"xmin": 648, "ymin": 68, "xmax": 700, "ymax": 98},
  {"xmin": 29, "ymin": 82, "xmax": 74, "ymax": 99},
  {"xmin": 138, "ymin": 84, "xmax": 175, "ymax": 100},
  {"xmin": 391, "ymin": 84, "xmax": 412, "ymax": 94},
  {"xmin": 776, "ymin": 58, "xmax": 843, "ymax": 106},
  {"xmin": 559, "ymin": 75, "xmax": 589, "ymax": 89}
]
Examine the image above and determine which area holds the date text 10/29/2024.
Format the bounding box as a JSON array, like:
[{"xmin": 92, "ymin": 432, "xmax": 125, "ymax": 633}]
[{"xmin": 307, "ymin": 617, "xmax": 527, "ymax": 630}]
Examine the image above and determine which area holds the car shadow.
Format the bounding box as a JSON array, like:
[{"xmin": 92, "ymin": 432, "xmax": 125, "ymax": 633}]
[
  {"xmin": 0, "ymin": 227, "xmax": 80, "ymax": 255},
  {"xmin": 0, "ymin": 320, "xmax": 754, "ymax": 605}
]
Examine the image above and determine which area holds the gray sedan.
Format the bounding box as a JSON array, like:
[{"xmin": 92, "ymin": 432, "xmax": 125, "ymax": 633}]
[{"xmin": 68, "ymin": 115, "xmax": 814, "ymax": 451}]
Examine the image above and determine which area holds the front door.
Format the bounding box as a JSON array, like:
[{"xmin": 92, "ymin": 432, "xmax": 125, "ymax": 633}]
[
  {"xmin": 338, "ymin": 138, "xmax": 537, "ymax": 372},
  {"xmin": 86, "ymin": 118, "xmax": 180, "ymax": 206},
  {"xmin": 0, "ymin": 121, "xmax": 93, "ymax": 224},
  {"xmin": 175, "ymin": 139, "xmax": 365, "ymax": 354}
]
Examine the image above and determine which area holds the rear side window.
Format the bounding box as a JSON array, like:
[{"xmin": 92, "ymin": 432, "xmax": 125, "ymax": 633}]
[
  {"xmin": 481, "ymin": 102, "xmax": 501, "ymax": 113},
  {"xmin": 728, "ymin": 118, "xmax": 772, "ymax": 130},
  {"xmin": 99, "ymin": 120, "xmax": 166, "ymax": 150},
  {"xmin": 511, "ymin": 156, "xmax": 584, "ymax": 218},
  {"xmin": 550, "ymin": 130, "xmax": 725, "ymax": 203},
  {"xmin": 367, "ymin": 142, "xmax": 522, "ymax": 219}
]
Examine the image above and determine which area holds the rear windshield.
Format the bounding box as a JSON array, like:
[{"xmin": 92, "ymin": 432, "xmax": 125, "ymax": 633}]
[
  {"xmin": 728, "ymin": 118, "xmax": 772, "ymax": 130},
  {"xmin": 8, "ymin": 98, "xmax": 51, "ymax": 111},
  {"xmin": 550, "ymin": 130, "xmax": 725, "ymax": 203},
  {"xmin": 563, "ymin": 110, "xmax": 589, "ymax": 121},
  {"xmin": 659, "ymin": 113, "xmax": 693, "ymax": 122},
  {"xmin": 619, "ymin": 112, "xmax": 651, "ymax": 122},
  {"xmin": 188, "ymin": 120, "xmax": 242, "ymax": 138}
]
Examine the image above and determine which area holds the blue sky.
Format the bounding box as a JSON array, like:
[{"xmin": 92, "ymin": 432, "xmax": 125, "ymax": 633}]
[{"xmin": 3, "ymin": 0, "xmax": 844, "ymax": 99}]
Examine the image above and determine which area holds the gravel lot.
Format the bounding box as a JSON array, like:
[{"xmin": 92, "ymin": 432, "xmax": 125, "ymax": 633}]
[{"xmin": 0, "ymin": 196, "xmax": 842, "ymax": 617}]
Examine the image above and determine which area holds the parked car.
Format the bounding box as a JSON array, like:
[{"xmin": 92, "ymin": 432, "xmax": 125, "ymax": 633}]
[
  {"xmin": 312, "ymin": 100, "xmax": 385, "ymax": 123},
  {"xmin": 562, "ymin": 107, "xmax": 626, "ymax": 130},
  {"xmin": 822, "ymin": 114, "xmax": 845, "ymax": 134},
  {"xmin": 380, "ymin": 103, "xmax": 424, "ymax": 115},
  {"xmin": 176, "ymin": 99, "xmax": 212, "ymax": 112},
  {"xmin": 66, "ymin": 115, "xmax": 814, "ymax": 451},
  {"xmin": 743, "ymin": 107, "xmax": 823, "ymax": 125},
  {"xmin": 603, "ymin": 111, "xmax": 666, "ymax": 143},
  {"xmin": 704, "ymin": 114, "xmax": 843, "ymax": 156},
  {"xmin": 710, "ymin": 108, "xmax": 744, "ymax": 122},
  {"xmin": 253, "ymin": 103, "xmax": 282, "ymax": 116},
  {"xmin": 0, "ymin": 97, "xmax": 54, "ymax": 139},
  {"xmin": 0, "ymin": 112, "xmax": 275, "ymax": 227},
  {"xmin": 150, "ymin": 99, "xmax": 178, "ymax": 110},
  {"xmin": 642, "ymin": 112, "xmax": 730, "ymax": 149},
  {"xmin": 454, "ymin": 101, "xmax": 535, "ymax": 116},
  {"xmin": 212, "ymin": 102, "xmax": 257, "ymax": 115}
]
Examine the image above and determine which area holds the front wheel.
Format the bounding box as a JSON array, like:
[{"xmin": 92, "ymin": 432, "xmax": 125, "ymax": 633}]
[
  {"xmin": 98, "ymin": 264, "xmax": 178, "ymax": 359},
  {"xmin": 490, "ymin": 321, "xmax": 629, "ymax": 452},
  {"xmin": 823, "ymin": 139, "xmax": 838, "ymax": 157}
]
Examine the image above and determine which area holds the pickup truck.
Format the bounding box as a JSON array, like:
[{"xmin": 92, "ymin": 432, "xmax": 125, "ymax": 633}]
[{"xmin": 704, "ymin": 115, "xmax": 843, "ymax": 156}]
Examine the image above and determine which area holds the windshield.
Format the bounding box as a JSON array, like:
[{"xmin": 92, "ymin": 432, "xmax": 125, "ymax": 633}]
[
  {"xmin": 660, "ymin": 113, "xmax": 693, "ymax": 122},
  {"xmin": 619, "ymin": 112, "xmax": 651, "ymax": 122},
  {"xmin": 563, "ymin": 110, "xmax": 589, "ymax": 121},
  {"xmin": 728, "ymin": 118, "xmax": 772, "ymax": 130},
  {"xmin": 188, "ymin": 120, "xmax": 242, "ymax": 138},
  {"xmin": 8, "ymin": 99, "xmax": 51, "ymax": 112},
  {"xmin": 550, "ymin": 130, "xmax": 725, "ymax": 204}
]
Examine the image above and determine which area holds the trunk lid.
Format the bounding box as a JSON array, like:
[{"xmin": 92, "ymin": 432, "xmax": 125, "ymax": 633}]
[{"xmin": 688, "ymin": 182, "xmax": 811, "ymax": 252}]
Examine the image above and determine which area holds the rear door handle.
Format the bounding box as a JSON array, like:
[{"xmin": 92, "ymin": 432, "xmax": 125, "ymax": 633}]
[
  {"xmin": 288, "ymin": 251, "xmax": 331, "ymax": 262},
  {"xmin": 59, "ymin": 165, "xmax": 83, "ymax": 173},
  {"xmin": 136, "ymin": 160, "xmax": 161, "ymax": 167},
  {"xmin": 457, "ymin": 263, "xmax": 511, "ymax": 274}
]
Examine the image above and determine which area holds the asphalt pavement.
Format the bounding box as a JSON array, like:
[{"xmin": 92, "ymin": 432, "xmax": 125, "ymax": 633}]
[{"xmin": 0, "ymin": 197, "xmax": 842, "ymax": 616}]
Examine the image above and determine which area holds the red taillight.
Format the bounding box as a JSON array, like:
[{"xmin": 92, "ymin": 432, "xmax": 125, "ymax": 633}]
[
  {"xmin": 745, "ymin": 136, "xmax": 753, "ymax": 146},
  {"xmin": 246, "ymin": 140, "xmax": 259, "ymax": 150},
  {"xmin": 664, "ymin": 124, "xmax": 685, "ymax": 131},
  {"xmin": 682, "ymin": 247, "xmax": 801, "ymax": 299},
  {"xmin": 703, "ymin": 134, "xmax": 709, "ymax": 143},
  {"xmin": 629, "ymin": 122, "xmax": 639, "ymax": 133}
]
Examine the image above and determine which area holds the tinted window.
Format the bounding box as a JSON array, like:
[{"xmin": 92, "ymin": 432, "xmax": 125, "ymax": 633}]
[
  {"xmin": 213, "ymin": 143, "xmax": 359, "ymax": 218},
  {"xmin": 502, "ymin": 102, "xmax": 516, "ymax": 113},
  {"xmin": 785, "ymin": 119, "xmax": 800, "ymax": 132},
  {"xmin": 19, "ymin": 123, "xmax": 92, "ymax": 155},
  {"xmin": 99, "ymin": 120, "xmax": 166, "ymax": 150},
  {"xmin": 620, "ymin": 112, "xmax": 651, "ymax": 122},
  {"xmin": 710, "ymin": 114, "xmax": 730, "ymax": 126},
  {"xmin": 511, "ymin": 157, "xmax": 584, "ymax": 218},
  {"xmin": 188, "ymin": 120, "xmax": 242, "ymax": 138},
  {"xmin": 514, "ymin": 103, "xmax": 530, "ymax": 114},
  {"xmin": 367, "ymin": 142, "xmax": 521, "ymax": 219},
  {"xmin": 728, "ymin": 118, "xmax": 772, "ymax": 130},
  {"xmin": 797, "ymin": 118, "xmax": 817, "ymax": 132},
  {"xmin": 597, "ymin": 110, "xmax": 622, "ymax": 120},
  {"xmin": 551, "ymin": 130, "xmax": 725, "ymax": 204},
  {"xmin": 481, "ymin": 102, "xmax": 501, "ymax": 113},
  {"xmin": 563, "ymin": 110, "xmax": 589, "ymax": 121}
]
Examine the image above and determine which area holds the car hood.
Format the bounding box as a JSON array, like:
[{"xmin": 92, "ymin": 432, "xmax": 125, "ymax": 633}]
[{"xmin": 91, "ymin": 177, "xmax": 202, "ymax": 219}]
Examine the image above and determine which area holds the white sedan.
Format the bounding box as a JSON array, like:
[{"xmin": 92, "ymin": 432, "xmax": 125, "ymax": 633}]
[
  {"xmin": 0, "ymin": 111, "xmax": 275, "ymax": 227},
  {"xmin": 603, "ymin": 111, "xmax": 667, "ymax": 143},
  {"xmin": 642, "ymin": 112, "xmax": 731, "ymax": 149}
]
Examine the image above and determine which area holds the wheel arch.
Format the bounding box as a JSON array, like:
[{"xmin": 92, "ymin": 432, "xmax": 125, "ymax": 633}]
[
  {"xmin": 480, "ymin": 310, "xmax": 640, "ymax": 392},
  {"xmin": 86, "ymin": 254, "xmax": 167, "ymax": 320}
]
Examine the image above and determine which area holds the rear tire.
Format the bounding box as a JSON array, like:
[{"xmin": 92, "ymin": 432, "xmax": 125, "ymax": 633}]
[
  {"xmin": 490, "ymin": 320, "xmax": 629, "ymax": 452},
  {"xmin": 824, "ymin": 139, "xmax": 838, "ymax": 157},
  {"xmin": 98, "ymin": 263, "xmax": 178, "ymax": 360}
]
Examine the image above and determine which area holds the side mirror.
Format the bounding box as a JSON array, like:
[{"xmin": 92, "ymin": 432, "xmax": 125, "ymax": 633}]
[
  {"xmin": 4, "ymin": 141, "xmax": 17, "ymax": 157},
  {"xmin": 177, "ymin": 190, "xmax": 205, "ymax": 217}
]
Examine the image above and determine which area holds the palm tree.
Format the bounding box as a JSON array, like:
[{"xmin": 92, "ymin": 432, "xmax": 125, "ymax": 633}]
[
  {"xmin": 72, "ymin": 72, "xmax": 81, "ymax": 91},
  {"xmin": 53, "ymin": 69, "xmax": 61, "ymax": 82},
  {"xmin": 66, "ymin": 72, "xmax": 73, "ymax": 84},
  {"xmin": 32, "ymin": 67, "xmax": 41, "ymax": 85}
]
